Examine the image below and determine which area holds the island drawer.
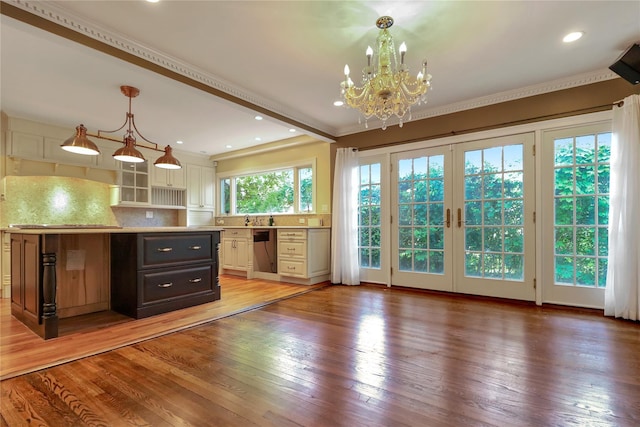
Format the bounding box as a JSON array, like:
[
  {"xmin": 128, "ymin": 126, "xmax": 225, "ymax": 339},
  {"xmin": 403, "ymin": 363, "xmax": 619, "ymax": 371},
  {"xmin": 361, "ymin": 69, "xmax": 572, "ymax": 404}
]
[
  {"xmin": 140, "ymin": 264, "xmax": 213, "ymax": 304},
  {"xmin": 141, "ymin": 233, "xmax": 213, "ymax": 268}
]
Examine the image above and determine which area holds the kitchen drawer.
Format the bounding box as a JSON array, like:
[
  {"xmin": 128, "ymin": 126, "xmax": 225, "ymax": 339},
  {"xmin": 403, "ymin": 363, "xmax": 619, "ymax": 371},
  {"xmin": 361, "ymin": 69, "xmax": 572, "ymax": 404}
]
[
  {"xmin": 278, "ymin": 240, "xmax": 307, "ymax": 258},
  {"xmin": 277, "ymin": 229, "xmax": 307, "ymax": 240},
  {"xmin": 141, "ymin": 233, "xmax": 213, "ymax": 268},
  {"xmin": 224, "ymin": 229, "xmax": 251, "ymax": 239},
  {"xmin": 140, "ymin": 264, "xmax": 213, "ymax": 304},
  {"xmin": 278, "ymin": 258, "xmax": 307, "ymax": 278}
]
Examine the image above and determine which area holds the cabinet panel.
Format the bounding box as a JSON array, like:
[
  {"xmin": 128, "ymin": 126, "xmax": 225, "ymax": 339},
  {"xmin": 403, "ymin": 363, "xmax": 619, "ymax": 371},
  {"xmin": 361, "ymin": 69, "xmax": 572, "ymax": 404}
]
[
  {"xmin": 278, "ymin": 258, "xmax": 307, "ymax": 277},
  {"xmin": 151, "ymin": 167, "xmax": 186, "ymax": 189},
  {"xmin": 187, "ymin": 164, "xmax": 215, "ymax": 209},
  {"xmin": 278, "ymin": 240, "xmax": 307, "ymax": 258},
  {"xmin": 10, "ymin": 234, "xmax": 41, "ymax": 324},
  {"xmin": 221, "ymin": 237, "xmax": 248, "ymax": 271},
  {"xmin": 23, "ymin": 236, "xmax": 40, "ymax": 321},
  {"xmin": 141, "ymin": 233, "xmax": 213, "ymax": 267},
  {"xmin": 141, "ymin": 264, "xmax": 213, "ymax": 304},
  {"xmin": 9, "ymin": 132, "xmax": 44, "ymax": 159}
]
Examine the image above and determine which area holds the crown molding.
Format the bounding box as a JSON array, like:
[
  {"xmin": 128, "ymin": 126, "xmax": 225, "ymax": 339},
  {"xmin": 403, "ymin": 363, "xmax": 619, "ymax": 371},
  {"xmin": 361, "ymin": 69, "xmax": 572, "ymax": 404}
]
[
  {"xmin": 336, "ymin": 69, "xmax": 620, "ymax": 136},
  {"xmin": 5, "ymin": 0, "xmax": 335, "ymax": 138}
]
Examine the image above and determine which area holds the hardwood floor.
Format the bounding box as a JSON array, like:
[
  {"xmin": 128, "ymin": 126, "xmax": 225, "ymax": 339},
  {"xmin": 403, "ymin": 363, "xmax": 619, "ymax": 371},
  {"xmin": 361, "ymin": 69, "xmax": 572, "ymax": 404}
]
[
  {"xmin": 2, "ymin": 284, "xmax": 639, "ymax": 426},
  {"xmin": 0, "ymin": 275, "xmax": 325, "ymax": 380}
]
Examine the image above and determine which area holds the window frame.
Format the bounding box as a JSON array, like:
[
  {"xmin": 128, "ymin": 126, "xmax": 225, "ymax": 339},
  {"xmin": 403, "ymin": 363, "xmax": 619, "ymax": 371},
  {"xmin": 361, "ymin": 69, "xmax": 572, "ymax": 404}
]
[{"xmin": 216, "ymin": 158, "xmax": 316, "ymax": 216}]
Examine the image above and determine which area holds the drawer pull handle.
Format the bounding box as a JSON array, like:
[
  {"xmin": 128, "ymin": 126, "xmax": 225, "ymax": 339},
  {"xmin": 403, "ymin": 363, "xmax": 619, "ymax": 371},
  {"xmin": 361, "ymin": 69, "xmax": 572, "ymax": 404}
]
[
  {"xmin": 157, "ymin": 247, "xmax": 173, "ymax": 252},
  {"xmin": 189, "ymin": 245, "xmax": 202, "ymax": 250},
  {"xmin": 189, "ymin": 278, "xmax": 202, "ymax": 283},
  {"xmin": 287, "ymin": 266, "xmax": 296, "ymax": 270},
  {"xmin": 158, "ymin": 282, "xmax": 173, "ymax": 288}
]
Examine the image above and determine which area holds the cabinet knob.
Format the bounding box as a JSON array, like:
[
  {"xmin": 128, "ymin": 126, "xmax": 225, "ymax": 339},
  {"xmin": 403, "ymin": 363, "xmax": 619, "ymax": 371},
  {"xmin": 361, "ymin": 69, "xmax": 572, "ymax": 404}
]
[
  {"xmin": 158, "ymin": 282, "xmax": 173, "ymax": 288},
  {"xmin": 189, "ymin": 245, "xmax": 202, "ymax": 250},
  {"xmin": 189, "ymin": 278, "xmax": 202, "ymax": 283},
  {"xmin": 157, "ymin": 247, "xmax": 173, "ymax": 252}
]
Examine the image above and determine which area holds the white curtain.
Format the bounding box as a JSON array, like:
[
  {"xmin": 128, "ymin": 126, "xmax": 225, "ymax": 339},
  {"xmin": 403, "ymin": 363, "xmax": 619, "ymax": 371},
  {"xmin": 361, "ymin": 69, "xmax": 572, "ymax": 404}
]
[
  {"xmin": 605, "ymin": 94, "xmax": 640, "ymax": 320},
  {"xmin": 331, "ymin": 147, "xmax": 360, "ymax": 285}
]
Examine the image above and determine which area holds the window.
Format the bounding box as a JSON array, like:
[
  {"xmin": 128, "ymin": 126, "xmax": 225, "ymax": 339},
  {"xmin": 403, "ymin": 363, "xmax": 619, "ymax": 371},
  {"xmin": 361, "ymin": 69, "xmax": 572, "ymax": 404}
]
[
  {"xmin": 553, "ymin": 131, "xmax": 611, "ymax": 287},
  {"xmin": 358, "ymin": 162, "xmax": 382, "ymax": 269},
  {"xmin": 218, "ymin": 162, "xmax": 315, "ymax": 215}
]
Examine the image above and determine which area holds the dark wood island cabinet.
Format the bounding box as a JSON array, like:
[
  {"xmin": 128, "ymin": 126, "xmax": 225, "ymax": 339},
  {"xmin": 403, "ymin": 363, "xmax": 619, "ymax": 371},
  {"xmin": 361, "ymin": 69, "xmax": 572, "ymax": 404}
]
[
  {"xmin": 111, "ymin": 231, "xmax": 221, "ymax": 319},
  {"xmin": 7, "ymin": 227, "xmax": 221, "ymax": 339}
]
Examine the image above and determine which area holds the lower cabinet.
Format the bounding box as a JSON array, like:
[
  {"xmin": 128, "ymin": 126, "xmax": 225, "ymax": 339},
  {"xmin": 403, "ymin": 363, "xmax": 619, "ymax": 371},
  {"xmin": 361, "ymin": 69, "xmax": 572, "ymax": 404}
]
[
  {"xmin": 10, "ymin": 234, "xmax": 41, "ymax": 327},
  {"xmin": 111, "ymin": 231, "xmax": 220, "ymax": 318},
  {"xmin": 221, "ymin": 229, "xmax": 250, "ymax": 273},
  {"xmin": 277, "ymin": 228, "xmax": 330, "ymax": 284}
]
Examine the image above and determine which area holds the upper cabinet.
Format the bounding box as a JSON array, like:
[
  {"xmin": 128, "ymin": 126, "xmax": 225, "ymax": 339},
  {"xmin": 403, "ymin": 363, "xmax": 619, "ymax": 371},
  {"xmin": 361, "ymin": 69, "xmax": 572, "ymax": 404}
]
[
  {"xmin": 151, "ymin": 167, "xmax": 186, "ymax": 189},
  {"xmin": 187, "ymin": 164, "xmax": 215, "ymax": 210},
  {"xmin": 111, "ymin": 161, "xmax": 150, "ymax": 205}
]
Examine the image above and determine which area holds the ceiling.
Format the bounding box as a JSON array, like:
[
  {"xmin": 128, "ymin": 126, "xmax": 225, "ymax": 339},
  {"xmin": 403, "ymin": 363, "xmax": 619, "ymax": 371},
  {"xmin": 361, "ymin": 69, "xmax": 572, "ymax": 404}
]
[{"xmin": 1, "ymin": 1, "xmax": 639, "ymax": 158}]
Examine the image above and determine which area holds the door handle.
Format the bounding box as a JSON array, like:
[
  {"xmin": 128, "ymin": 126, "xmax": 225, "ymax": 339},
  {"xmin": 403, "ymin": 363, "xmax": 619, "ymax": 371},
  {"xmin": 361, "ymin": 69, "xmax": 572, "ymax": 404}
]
[
  {"xmin": 446, "ymin": 208, "xmax": 451, "ymax": 228},
  {"xmin": 457, "ymin": 208, "xmax": 462, "ymax": 228}
]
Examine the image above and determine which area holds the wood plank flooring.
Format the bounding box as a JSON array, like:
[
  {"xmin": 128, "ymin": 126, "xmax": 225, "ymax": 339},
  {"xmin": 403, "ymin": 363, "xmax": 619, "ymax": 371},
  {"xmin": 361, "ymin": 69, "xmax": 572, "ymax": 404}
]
[
  {"xmin": 2, "ymin": 284, "xmax": 638, "ymax": 426},
  {"xmin": 0, "ymin": 275, "xmax": 325, "ymax": 380}
]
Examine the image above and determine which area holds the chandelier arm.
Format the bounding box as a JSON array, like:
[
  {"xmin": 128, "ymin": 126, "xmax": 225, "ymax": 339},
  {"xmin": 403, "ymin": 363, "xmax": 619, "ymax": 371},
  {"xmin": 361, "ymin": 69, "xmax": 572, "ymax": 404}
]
[
  {"xmin": 95, "ymin": 113, "xmax": 130, "ymax": 138},
  {"xmin": 130, "ymin": 115, "xmax": 162, "ymax": 152}
]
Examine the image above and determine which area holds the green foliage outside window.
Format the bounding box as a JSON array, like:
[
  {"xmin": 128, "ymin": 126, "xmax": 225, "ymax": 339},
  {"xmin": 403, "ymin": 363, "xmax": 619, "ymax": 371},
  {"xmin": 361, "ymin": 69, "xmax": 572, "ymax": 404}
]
[
  {"xmin": 553, "ymin": 133, "xmax": 610, "ymax": 288},
  {"xmin": 235, "ymin": 170, "xmax": 294, "ymax": 214}
]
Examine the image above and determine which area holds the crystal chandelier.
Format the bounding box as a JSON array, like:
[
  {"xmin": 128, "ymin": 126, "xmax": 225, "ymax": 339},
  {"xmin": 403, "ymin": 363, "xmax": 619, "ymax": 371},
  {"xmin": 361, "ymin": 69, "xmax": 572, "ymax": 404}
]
[{"xmin": 340, "ymin": 16, "xmax": 432, "ymax": 130}]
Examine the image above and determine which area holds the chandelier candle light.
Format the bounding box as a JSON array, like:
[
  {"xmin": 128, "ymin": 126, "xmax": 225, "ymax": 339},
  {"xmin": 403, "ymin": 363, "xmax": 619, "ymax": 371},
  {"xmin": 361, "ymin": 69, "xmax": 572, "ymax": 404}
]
[
  {"xmin": 341, "ymin": 16, "xmax": 432, "ymax": 129},
  {"xmin": 61, "ymin": 85, "xmax": 182, "ymax": 169}
]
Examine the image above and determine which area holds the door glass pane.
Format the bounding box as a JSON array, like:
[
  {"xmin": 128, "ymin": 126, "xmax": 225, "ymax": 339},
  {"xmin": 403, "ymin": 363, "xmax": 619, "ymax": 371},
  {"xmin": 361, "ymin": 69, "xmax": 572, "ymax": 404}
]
[
  {"xmin": 553, "ymin": 132, "xmax": 611, "ymax": 288},
  {"xmin": 359, "ymin": 163, "xmax": 382, "ymax": 269},
  {"xmin": 463, "ymin": 144, "xmax": 525, "ymax": 281},
  {"xmin": 397, "ymin": 155, "xmax": 445, "ymax": 274}
]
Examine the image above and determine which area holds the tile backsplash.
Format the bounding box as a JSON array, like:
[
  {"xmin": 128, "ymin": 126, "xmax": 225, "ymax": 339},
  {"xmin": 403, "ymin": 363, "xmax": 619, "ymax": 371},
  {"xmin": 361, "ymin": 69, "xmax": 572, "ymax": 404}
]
[
  {"xmin": 0, "ymin": 176, "xmax": 180, "ymax": 227},
  {"xmin": 1, "ymin": 176, "xmax": 118, "ymax": 227}
]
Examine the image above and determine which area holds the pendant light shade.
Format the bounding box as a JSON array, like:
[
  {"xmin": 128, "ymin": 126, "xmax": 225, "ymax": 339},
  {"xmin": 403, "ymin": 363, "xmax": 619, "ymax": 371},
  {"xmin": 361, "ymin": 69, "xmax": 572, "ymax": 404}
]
[
  {"xmin": 61, "ymin": 124, "xmax": 101, "ymax": 155},
  {"xmin": 154, "ymin": 145, "xmax": 182, "ymax": 169},
  {"xmin": 112, "ymin": 136, "xmax": 145, "ymax": 163}
]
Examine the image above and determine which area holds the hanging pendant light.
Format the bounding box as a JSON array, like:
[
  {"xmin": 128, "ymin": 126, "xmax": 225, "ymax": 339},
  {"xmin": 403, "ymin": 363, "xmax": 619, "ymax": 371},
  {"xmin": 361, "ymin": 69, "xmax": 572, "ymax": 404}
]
[
  {"xmin": 154, "ymin": 145, "xmax": 182, "ymax": 169},
  {"xmin": 61, "ymin": 85, "xmax": 183, "ymax": 168},
  {"xmin": 61, "ymin": 124, "xmax": 101, "ymax": 155},
  {"xmin": 112, "ymin": 136, "xmax": 145, "ymax": 163}
]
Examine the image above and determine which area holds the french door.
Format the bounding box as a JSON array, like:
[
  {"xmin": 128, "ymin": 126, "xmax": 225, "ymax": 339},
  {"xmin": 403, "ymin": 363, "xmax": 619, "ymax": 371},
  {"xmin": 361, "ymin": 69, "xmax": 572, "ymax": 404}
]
[{"xmin": 389, "ymin": 133, "xmax": 536, "ymax": 301}]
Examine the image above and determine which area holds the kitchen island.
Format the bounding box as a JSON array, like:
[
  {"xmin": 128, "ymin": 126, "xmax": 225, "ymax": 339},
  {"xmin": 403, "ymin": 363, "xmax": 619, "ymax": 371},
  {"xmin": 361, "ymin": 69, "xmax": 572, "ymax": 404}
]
[{"xmin": 6, "ymin": 226, "xmax": 222, "ymax": 339}]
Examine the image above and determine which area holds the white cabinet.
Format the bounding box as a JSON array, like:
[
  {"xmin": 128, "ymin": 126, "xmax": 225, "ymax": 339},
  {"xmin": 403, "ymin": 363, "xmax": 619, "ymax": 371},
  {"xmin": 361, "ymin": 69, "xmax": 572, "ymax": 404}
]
[
  {"xmin": 151, "ymin": 167, "xmax": 186, "ymax": 189},
  {"xmin": 221, "ymin": 229, "xmax": 250, "ymax": 272},
  {"xmin": 187, "ymin": 164, "xmax": 215, "ymax": 209},
  {"xmin": 277, "ymin": 228, "xmax": 330, "ymax": 283},
  {"xmin": 110, "ymin": 161, "xmax": 150, "ymax": 205}
]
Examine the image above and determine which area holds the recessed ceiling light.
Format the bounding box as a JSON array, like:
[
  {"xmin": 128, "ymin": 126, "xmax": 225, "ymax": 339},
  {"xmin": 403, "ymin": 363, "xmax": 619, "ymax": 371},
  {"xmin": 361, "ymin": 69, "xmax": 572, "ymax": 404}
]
[
  {"xmin": 289, "ymin": 128, "xmax": 296, "ymax": 133},
  {"xmin": 255, "ymin": 137, "xmax": 262, "ymax": 141},
  {"xmin": 563, "ymin": 31, "xmax": 583, "ymax": 43},
  {"xmin": 333, "ymin": 100, "xmax": 344, "ymax": 107},
  {"xmin": 176, "ymin": 140, "xmax": 183, "ymax": 145},
  {"xmin": 254, "ymin": 115, "xmax": 263, "ymax": 121},
  {"xmin": 225, "ymin": 144, "xmax": 232, "ymax": 149},
  {"xmin": 146, "ymin": 0, "xmax": 160, "ymax": 3}
]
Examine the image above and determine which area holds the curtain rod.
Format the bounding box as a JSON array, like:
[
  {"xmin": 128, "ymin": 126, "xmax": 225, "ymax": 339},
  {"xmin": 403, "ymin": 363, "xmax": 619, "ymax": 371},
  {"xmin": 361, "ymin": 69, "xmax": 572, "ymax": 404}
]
[{"xmin": 358, "ymin": 100, "xmax": 624, "ymax": 152}]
